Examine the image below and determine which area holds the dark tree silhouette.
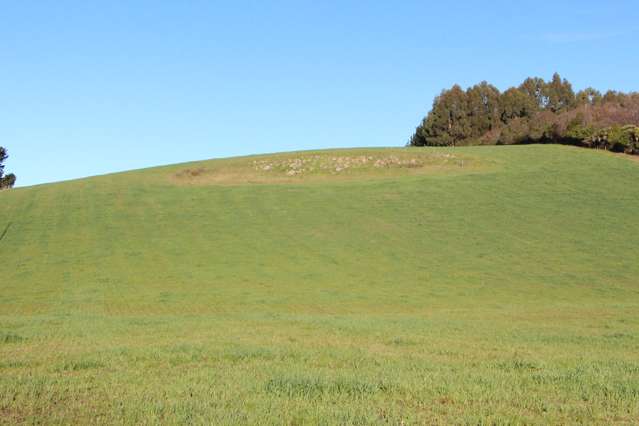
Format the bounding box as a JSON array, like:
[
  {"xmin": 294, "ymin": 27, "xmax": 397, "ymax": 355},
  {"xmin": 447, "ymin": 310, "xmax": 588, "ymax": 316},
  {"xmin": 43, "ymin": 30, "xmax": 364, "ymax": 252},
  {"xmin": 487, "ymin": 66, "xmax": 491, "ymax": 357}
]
[
  {"xmin": 0, "ymin": 147, "xmax": 16, "ymax": 189},
  {"xmin": 409, "ymin": 74, "xmax": 639, "ymax": 155}
]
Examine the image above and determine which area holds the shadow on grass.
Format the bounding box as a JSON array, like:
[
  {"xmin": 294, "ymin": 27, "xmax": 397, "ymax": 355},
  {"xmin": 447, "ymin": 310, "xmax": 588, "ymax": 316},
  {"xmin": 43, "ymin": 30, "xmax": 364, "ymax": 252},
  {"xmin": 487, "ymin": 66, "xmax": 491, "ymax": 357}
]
[
  {"xmin": 0, "ymin": 332, "xmax": 24, "ymax": 344},
  {"xmin": 0, "ymin": 222, "xmax": 11, "ymax": 243}
]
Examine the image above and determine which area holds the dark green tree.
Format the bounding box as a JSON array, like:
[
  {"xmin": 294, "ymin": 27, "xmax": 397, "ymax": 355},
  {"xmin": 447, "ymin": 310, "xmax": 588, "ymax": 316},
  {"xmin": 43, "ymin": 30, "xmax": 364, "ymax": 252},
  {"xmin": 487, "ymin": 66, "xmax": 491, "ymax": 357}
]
[
  {"xmin": 544, "ymin": 72, "xmax": 576, "ymax": 112},
  {"xmin": 0, "ymin": 147, "xmax": 16, "ymax": 189},
  {"xmin": 466, "ymin": 82, "xmax": 501, "ymax": 137},
  {"xmin": 411, "ymin": 85, "xmax": 471, "ymax": 146},
  {"xmin": 499, "ymin": 87, "xmax": 537, "ymax": 123}
]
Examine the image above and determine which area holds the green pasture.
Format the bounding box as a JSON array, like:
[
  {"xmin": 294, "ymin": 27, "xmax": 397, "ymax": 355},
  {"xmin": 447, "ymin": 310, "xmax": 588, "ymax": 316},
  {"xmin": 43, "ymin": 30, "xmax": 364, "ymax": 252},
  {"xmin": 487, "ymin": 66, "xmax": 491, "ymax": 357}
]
[{"xmin": 1, "ymin": 145, "xmax": 638, "ymax": 424}]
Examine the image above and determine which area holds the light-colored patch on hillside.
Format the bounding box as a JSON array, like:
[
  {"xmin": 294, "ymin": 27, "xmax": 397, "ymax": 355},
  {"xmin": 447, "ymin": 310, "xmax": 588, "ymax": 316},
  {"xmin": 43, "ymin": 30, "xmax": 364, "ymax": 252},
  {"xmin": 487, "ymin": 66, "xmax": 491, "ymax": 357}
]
[{"xmin": 170, "ymin": 149, "xmax": 485, "ymax": 185}]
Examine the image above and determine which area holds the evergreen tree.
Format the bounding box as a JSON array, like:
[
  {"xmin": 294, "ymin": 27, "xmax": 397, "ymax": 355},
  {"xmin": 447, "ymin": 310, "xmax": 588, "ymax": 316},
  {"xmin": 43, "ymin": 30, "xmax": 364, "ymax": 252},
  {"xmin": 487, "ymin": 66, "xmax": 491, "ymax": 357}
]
[
  {"xmin": 0, "ymin": 147, "xmax": 16, "ymax": 190},
  {"xmin": 499, "ymin": 87, "xmax": 537, "ymax": 123},
  {"xmin": 415, "ymin": 85, "xmax": 472, "ymax": 146},
  {"xmin": 544, "ymin": 73, "xmax": 576, "ymax": 112},
  {"xmin": 466, "ymin": 82, "xmax": 501, "ymax": 137}
]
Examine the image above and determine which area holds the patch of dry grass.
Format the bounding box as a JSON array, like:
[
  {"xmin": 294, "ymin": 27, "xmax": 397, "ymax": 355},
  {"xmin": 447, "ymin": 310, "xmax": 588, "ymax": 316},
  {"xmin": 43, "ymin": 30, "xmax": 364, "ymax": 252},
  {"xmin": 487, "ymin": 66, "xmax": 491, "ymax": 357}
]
[{"xmin": 169, "ymin": 148, "xmax": 486, "ymax": 185}]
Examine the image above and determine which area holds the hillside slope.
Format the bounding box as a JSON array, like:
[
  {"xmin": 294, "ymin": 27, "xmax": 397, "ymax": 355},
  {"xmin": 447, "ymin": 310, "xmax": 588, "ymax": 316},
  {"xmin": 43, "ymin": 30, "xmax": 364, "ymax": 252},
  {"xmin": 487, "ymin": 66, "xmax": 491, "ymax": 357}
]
[{"xmin": 1, "ymin": 146, "xmax": 638, "ymax": 424}]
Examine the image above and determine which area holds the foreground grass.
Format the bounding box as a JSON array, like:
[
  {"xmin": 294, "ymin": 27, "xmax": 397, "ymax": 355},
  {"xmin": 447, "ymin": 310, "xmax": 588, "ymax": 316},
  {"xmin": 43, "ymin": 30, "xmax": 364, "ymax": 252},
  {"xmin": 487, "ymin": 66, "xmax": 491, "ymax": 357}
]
[{"xmin": 1, "ymin": 146, "xmax": 638, "ymax": 424}]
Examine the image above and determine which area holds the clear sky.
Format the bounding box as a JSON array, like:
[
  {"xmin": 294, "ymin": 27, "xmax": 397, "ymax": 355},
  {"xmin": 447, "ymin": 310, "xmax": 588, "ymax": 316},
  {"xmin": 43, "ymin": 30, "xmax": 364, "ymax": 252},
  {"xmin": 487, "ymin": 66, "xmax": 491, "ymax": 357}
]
[{"xmin": 2, "ymin": 1, "xmax": 638, "ymax": 186}]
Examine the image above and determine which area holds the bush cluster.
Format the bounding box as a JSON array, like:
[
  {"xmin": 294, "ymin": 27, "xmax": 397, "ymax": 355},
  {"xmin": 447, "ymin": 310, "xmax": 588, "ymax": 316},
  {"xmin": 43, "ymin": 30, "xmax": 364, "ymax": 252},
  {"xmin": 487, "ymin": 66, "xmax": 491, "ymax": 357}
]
[{"xmin": 410, "ymin": 74, "xmax": 639, "ymax": 155}]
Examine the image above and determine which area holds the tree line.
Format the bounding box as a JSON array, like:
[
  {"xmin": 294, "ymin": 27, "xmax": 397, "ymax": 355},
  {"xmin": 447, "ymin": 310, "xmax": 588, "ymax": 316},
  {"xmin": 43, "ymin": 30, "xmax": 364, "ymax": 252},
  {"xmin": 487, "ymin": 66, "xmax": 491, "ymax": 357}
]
[
  {"xmin": 409, "ymin": 73, "xmax": 639, "ymax": 154},
  {"xmin": 0, "ymin": 147, "xmax": 16, "ymax": 189}
]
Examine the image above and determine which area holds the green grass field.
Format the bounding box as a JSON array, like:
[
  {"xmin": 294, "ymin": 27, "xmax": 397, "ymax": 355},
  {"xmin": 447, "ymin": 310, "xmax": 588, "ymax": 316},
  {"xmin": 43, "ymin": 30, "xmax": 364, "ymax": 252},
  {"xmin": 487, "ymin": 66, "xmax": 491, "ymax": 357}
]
[{"xmin": 1, "ymin": 145, "xmax": 638, "ymax": 424}]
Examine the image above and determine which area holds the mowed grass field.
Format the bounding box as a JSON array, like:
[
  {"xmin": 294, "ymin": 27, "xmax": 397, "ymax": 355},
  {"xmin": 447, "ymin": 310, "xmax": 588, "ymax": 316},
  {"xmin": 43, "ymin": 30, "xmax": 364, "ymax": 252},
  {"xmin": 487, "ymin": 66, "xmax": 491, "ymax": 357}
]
[{"xmin": 1, "ymin": 145, "xmax": 638, "ymax": 424}]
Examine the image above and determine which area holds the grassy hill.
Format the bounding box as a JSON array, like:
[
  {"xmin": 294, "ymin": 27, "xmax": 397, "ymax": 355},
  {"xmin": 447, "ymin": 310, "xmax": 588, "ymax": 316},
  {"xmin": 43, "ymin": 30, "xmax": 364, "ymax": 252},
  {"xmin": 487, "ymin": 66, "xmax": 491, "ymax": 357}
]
[{"xmin": 1, "ymin": 145, "xmax": 638, "ymax": 424}]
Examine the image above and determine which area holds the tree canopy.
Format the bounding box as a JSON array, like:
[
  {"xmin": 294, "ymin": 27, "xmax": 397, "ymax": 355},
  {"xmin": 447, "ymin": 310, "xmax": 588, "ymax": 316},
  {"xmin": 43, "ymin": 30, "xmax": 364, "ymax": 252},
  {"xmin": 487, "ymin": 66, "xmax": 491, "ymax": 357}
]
[
  {"xmin": 0, "ymin": 147, "xmax": 16, "ymax": 189},
  {"xmin": 409, "ymin": 74, "xmax": 639, "ymax": 155}
]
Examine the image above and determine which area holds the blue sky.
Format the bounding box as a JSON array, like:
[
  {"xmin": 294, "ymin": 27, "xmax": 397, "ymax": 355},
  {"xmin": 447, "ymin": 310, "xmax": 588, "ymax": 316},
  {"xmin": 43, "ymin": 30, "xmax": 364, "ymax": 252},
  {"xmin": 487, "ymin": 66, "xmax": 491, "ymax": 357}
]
[{"xmin": 2, "ymin": 1, "xmax": 638, "ymax": 186}]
